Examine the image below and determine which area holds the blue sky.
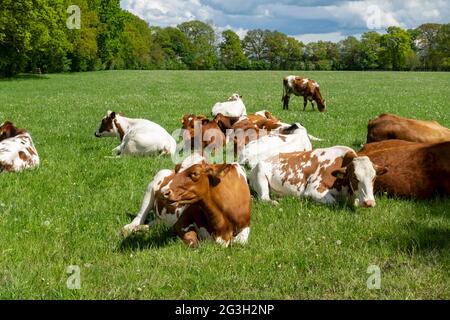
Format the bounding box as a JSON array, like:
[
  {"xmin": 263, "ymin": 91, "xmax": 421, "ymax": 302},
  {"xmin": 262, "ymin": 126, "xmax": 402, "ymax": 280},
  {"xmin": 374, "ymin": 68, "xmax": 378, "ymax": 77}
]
[{"xmin": 120, "ymin": 0, "xmax": 450, "ymax": 43}]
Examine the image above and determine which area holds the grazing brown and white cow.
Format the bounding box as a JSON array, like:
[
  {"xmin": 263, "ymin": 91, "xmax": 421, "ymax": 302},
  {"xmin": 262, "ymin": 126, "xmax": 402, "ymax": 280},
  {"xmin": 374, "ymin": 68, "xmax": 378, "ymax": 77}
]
[
  {"xmin": 250, "ymin": 146, "xmax": 386, "ymax": 207},
  {"xmin": 282, "ymin": 76, "xmax": 326, "ymax": 112},
  {"xmin": 367, "ymin": 113, "xmax": 450, "ymax": 144},
  {"xmin": 123, "ymin": 154, "xmax": 251, "ymax": 248},
  {"xmin": 0, "ymin": 121, "xmax": 40, "ymax": 173},
  {"xmin": 358, "ymin": 140, "xmax": 450, "ymax": 199}
]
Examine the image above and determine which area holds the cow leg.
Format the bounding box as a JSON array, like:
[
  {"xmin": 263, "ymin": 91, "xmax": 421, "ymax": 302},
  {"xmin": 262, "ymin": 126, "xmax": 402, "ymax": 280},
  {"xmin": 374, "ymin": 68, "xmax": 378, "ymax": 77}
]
[
  {"xmin": 250, "ymin": 163, "xmax": 278, "ymax": 205},
  {"xmin": 232, "ymin": 227, "xmax": 251, "ymax": 246},
  {"xmin": 181, "ymin": 230, "xmax": 200, "ymax": 248},
  {"xmin": 112, "ymin": 145, "xmax": 121, "ymax": 155},
  {"xmin": 282, "ymin": 94, "xmax": 290, "ymax": 110},
  {"xmin": 310, "ymin": 99, "xmax": 315, "ymax": 110},
  {"xmin": 303, "ymin": 97, "xmax": 308, "ymax": 111},
  {"xmin": 173, "ymin": 210, "xmax": 204, "ymax": 248},
  {"xmin": 122, "ymin": 170, "xmax": 172, "ymax": 236}
]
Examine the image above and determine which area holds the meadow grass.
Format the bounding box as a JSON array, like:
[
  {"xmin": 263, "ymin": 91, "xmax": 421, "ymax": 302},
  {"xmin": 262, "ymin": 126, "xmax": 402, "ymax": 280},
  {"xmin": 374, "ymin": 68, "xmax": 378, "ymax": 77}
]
[{"xmin": 0, "ymin": 70, "xmax": 449, "ymax": 299}]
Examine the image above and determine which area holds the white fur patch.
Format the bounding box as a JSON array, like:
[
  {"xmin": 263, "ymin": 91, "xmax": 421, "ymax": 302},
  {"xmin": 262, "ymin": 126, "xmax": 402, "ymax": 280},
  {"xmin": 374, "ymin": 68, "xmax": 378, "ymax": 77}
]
[
  {"xmin": 178, "ymin": 153, "xmax": 206, "ymax": 172},
  {"xmin": 232, "ymin": 227, "xmax": 250, "ymax": 245}
]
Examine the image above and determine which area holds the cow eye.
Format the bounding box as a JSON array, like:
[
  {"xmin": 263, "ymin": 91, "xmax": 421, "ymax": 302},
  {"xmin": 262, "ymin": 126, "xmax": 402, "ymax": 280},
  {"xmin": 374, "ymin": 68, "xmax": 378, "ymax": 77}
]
[{"xmin": 190, "ymin": 172, "xmax": 200, "ymax": 179}]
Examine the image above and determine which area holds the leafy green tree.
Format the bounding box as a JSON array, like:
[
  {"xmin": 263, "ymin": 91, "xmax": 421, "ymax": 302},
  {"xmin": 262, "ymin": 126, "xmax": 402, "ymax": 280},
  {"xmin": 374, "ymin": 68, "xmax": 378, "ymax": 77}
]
[
  {"xmin": 304, "ymin": 41, "xmax": 336, "ymax": 70},
  {"xmin": 436, "ymin": 23, "xmax": 450, "ymax": 70},
  {"xmin": 415, "ymin": 23, "xmax": 443, "ymax": 70},
  {"xmin": 263, "ymin": 31, "xmax": 288, "ymax": 69},
  {"xmin": 178, "ymin": 20, "xmax": 217, "ymax": 70},
  {"xmin": 119, "ymin": 12, "xmax": 152, "ymax": 69},
  {"xmin": 360, "ymin": 31, "xmax": 382, "ymax": 70},
  {"xmin": 151, "ymin": 27, "xmax": 193, "ymax": 69},
  {"xmin": 379, "ymin": 26, "xmax": 413, "ymax": 70},
  {"xmin": 285, "ymin": 37, "xmax": 304, "ymax": 70},
  {"xmin": 219, "ymin": 30, "xmax": 248, "ymax": 70},
  {"xmin": 65, "ymin": 0, "xmax": 100, "ymax": 72},
  {"xmin": 97, "ymin": 0, "xmax": 125, "ymax": 69},
  {"xmin": 242, "ymin": 29, "xmax": 270, "ymax": 62},
  {"xmin": 339, "ymin": 36, "xmax": 363, "ymax": 70},
  {"xmin": 0, "ymin": 0, "xmax": 71, "ymax": 76}
]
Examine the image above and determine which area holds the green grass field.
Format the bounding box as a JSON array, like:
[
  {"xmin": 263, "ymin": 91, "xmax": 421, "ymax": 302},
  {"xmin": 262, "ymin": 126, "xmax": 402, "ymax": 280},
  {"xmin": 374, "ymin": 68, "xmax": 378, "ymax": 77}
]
[{"xmin": 0, "ymin": 70, "xmax": 449, "ymax": 299}]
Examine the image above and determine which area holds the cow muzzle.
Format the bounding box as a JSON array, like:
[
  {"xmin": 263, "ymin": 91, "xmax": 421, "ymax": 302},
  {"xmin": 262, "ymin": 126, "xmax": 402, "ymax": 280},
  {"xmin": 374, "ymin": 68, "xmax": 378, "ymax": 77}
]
[{"xmin": 362, "ymin": 199, "xmax": 376, "ymax": 208}]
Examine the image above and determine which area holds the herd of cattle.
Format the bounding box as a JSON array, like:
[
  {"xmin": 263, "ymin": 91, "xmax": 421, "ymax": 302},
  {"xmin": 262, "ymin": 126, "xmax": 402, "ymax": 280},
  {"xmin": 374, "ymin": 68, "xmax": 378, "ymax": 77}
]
[{"xmin": 1, "ymin": 75, "xmax": 449, "ymax": 248}]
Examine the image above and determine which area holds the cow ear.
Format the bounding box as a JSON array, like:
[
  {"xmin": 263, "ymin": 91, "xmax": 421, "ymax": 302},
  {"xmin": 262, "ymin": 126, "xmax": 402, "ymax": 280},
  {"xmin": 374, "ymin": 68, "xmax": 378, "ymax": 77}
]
[
  {"xmin": 110, "ymin": 112, "xmax": 116, "ymax": 119},
  {"xmin": 205, "ymin": 166, "xmax": 221, "ymax": 186},
  {"xmin": 201, "ymin": 118, "xmax": 210, "ymax": 125},
  {"xmin": 374, "ymin": 164, "xmax": 388, "ymax": 176},
  {"xmin": 175, "ymin": 164, "xmax": 182, "ymax": 173},
  {"xmin": 206, "ymin": 164, "xmax": 231, "ymax": 187},
  {"xmin": 331, "ymin": 167, "xmax": 347, "ymax": 179}
]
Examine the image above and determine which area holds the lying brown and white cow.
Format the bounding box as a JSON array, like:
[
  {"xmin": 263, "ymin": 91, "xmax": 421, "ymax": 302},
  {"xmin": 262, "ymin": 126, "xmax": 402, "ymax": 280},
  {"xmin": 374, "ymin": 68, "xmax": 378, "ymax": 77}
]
[
  {"xmin": 0, "ymin": 121, "xmax": 40, "ymax": 173},
  {"xmin": 181, "ymin": 114, "xmax": 225, "ymax": 150},
  {"xmin": 122, "ymin": 154, "xmax": 251, "ymax": 248},
  {"xmin": 250, "ymin": 146, "xmax": 386, "ymax": 207},
  {"xmin": 247, "ymin": 110, "xmax": 280, "ymax": 129},
  {"xmin": 358, "ymin": 139, "xmax": 450, "ymax": 199},
  {"xmin": 367, "ymin": 113, "xmax": 450, "ymax": 144},
  {"xmin": 282, "ymin": 76, "xmax": 326, "ymax": 112}
]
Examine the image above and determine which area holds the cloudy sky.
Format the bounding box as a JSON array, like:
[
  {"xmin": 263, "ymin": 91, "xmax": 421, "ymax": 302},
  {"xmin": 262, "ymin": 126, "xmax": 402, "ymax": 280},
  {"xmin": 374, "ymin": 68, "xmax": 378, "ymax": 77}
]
[{"xmin": 120, "ymin": 0, "xmax": 450, "ymax": 43}]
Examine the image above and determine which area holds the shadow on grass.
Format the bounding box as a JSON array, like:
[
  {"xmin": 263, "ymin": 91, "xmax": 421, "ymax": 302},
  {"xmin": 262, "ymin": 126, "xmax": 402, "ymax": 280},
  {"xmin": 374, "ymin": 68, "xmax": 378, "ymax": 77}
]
[
  {"xmin": 372, "ymin": 197, "xmax": 450, "ymax": 256},
  {"xmin": 118, "ymin": 222, "xmax": 177, "ymax": 252},
  {"xmin": 0, "ymin": 74, "xmax": 50, "ymax": 81},
  {"xmin": 385, "ymin": 223, "xmax": 450, "ymax": 255}
]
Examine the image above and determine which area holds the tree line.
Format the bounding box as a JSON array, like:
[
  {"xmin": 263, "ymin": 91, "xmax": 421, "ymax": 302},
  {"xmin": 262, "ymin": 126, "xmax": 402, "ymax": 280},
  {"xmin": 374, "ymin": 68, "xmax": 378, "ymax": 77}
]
[{"xmin": 1, "ymin": 0, "xmax": 449, "ymax": 77}]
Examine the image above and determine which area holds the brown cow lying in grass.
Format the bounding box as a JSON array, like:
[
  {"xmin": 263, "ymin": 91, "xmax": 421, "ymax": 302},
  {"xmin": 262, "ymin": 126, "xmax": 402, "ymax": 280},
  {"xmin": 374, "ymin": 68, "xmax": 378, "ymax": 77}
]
[
  {"xmin": 358, "ymin": 139, "xmax": 450, "ymax": 199},
  {"xmin": 122, "ymin": 154, "xmax": 251, "ymax": 248},
  {"xmin": 367, "ymin": 113, "xmax": 450, "ymax": 144}
]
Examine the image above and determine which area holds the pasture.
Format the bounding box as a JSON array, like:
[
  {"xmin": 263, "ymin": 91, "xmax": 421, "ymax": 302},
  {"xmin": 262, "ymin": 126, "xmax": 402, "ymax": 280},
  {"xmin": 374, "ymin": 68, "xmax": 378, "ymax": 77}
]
[{"xmin": 0, "ymin": 70, "xmax": 449, "ymax": 299}]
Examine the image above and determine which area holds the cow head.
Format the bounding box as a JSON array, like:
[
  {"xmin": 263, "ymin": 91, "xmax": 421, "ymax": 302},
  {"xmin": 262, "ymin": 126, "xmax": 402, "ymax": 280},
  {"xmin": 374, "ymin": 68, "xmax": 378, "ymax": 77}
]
[
  {"xmin": 213, "ymin": 113, "xmax": 240, "ymax": 132},
  {"xmin": 0, "ymin": 121, "xmax": 25, "ymax": 141},
  {"xmin": 161, "ymin": 162, "xmax": 232, "ymax": 206},
  {"xmin": 316, "ymin": 99, "xmax": 326, "ymax": 112},
  {"xmin": 228, "ymin": 93, "xmax": 242, "ymax": 101},
  {"xmin": 331, "ymin": 156, "xmax": 387, "ymax": 208},
  {"xmin": 279, "ymin": 123, "xmax": 306, "ymax": 135},
  {"xmin": 95, "ymin": 111, "xmax": 123, "ymax": 138},
  {"xmin": 181, "ymin": 114, "xmax": 207, "ymax": 129}
]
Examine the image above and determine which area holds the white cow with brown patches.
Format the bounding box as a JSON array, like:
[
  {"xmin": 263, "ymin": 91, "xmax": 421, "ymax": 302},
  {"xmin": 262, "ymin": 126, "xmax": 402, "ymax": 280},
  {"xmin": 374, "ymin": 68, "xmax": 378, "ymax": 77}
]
[
  {"xmin": 94, "ymin": 111, "xmax": 176, "ymax": 156},
  {"xmin": 250, "ymin": 146, "xmax": 387, "ymax": 207},
  {"xmin": 238, "ymin": 123, "xmax": 313, "ymax": 169},
  {"xmin": 0, "ymin": 121, "xmax": 40, "ymax": 173}
]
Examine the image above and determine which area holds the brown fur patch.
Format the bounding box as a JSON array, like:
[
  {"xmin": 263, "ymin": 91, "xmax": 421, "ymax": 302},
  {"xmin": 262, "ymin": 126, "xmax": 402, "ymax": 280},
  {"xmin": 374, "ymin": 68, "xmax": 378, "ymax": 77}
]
[
  {"xmin": 114, "ymin": 119, "xmax": 125, "ymax": 141},
  {"xmin": 0, "ymin": 121, "xmax": 27, "ymax": 142}
]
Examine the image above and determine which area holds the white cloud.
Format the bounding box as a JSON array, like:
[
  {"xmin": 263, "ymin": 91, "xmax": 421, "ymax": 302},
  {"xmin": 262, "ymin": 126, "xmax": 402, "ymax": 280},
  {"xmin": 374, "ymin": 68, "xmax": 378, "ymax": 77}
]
[
  {"xmin": 120, "ymin": 0, "xmax": 450, "ymax": 42},
  {"xmin": 294, "ymin": 32, "xmax": 348, "ymax": 44}
]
